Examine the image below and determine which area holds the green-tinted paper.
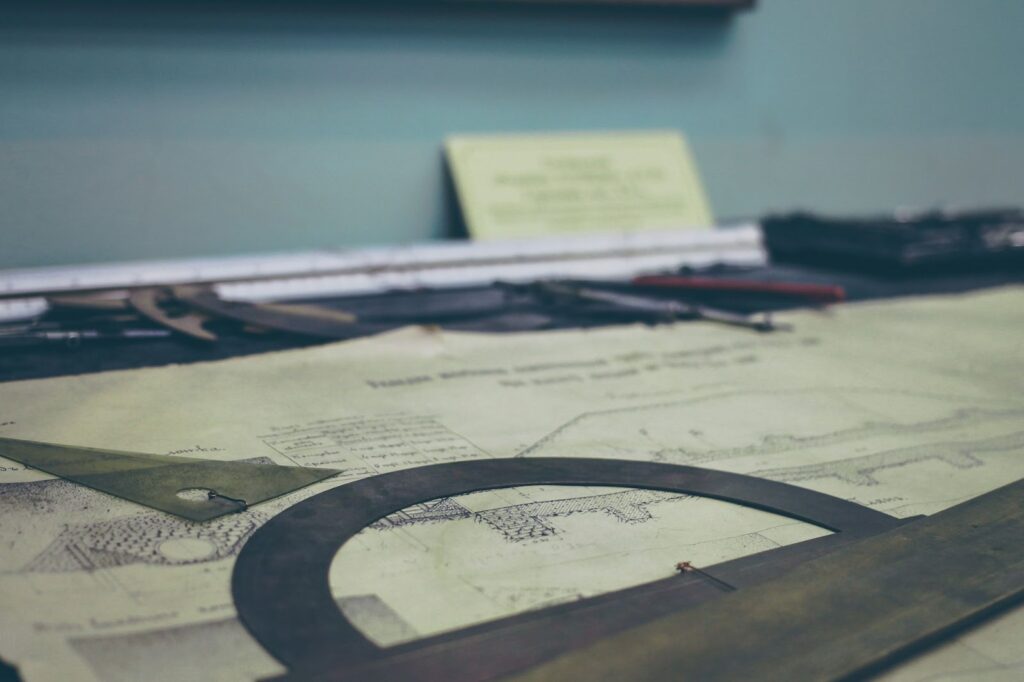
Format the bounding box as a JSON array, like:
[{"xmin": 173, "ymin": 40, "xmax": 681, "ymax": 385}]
[
  {"xmin": 1, "ymin": 288, "xmax": 1023, "ymax": 681},
  {"xmin": 445, "ymin": 130, "xmax": 713, "ymax": 239}
]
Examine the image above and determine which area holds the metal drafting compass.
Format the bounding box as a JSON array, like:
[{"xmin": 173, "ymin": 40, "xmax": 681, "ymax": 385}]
[{"xmin": 229, "ymin": 457, "xmax": 1024, "ymax": 681}]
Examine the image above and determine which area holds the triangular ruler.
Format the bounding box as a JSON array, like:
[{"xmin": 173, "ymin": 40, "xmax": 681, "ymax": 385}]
[{"xmin": 0, "ymin": 437, "xmax": 341, "ymax": 521}]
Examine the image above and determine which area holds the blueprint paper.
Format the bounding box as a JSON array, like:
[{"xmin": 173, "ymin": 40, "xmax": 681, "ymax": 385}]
[{"xmin": 0, "ymin": 287, "xmax": 1022, "ymax": 681}]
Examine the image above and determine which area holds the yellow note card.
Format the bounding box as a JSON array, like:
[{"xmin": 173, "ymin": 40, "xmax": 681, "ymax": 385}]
[{"xmin": 445, "ymin": 130, "xmax": 713, "ymax": 240}]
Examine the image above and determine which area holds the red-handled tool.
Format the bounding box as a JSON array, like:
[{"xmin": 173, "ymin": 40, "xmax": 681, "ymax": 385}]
[{"xmin": 631, "ymin": 276, "xmax": 846, "ymax": 303}]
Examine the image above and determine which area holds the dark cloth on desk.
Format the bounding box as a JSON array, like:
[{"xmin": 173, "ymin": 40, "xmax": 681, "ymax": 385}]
[{"xmin": 2, "ymin": 265, "xmax": 1021, "ymax": 383}]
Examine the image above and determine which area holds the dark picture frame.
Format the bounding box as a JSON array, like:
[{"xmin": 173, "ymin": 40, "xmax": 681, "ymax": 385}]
[{"xmin": 477, "ymin": 0, "xmax": 754, "ymax": 7}]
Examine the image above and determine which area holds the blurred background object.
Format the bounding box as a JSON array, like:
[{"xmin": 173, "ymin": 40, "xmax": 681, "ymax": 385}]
[{"xmin": 2, "ymin": 0, "xmax": 1023, "ymax": 268}]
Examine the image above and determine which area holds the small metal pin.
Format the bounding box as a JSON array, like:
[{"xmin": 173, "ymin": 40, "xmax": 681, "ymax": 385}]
[{"xmin": 675, "ymin": 561, "xmax": 736, "ymax": 592}]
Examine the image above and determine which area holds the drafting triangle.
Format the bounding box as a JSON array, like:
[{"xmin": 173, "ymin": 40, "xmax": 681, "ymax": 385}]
[{"xmin": 0, "ymin": 436, "xmax": 341, "ymax": 522}]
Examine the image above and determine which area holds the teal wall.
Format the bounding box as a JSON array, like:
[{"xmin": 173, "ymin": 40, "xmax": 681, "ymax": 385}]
[{"xmin": 2, "ymin": 1, "xmax": 1022, "ymax": 268}]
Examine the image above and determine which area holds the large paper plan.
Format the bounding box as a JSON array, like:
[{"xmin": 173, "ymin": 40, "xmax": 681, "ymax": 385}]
[{"xmin": 1, "ymin": 287, "xmax": 1022, "ymax": 681}]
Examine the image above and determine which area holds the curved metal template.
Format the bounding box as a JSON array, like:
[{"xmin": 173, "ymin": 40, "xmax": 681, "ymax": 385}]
[{"xmin": 232, "ymin": 457, "xmax": 902, "ymax": 681}]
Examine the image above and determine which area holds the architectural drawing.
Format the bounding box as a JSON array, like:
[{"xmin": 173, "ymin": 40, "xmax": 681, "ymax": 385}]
[
  {"xmin": 371, "ymin": 498, "xmax": 474, "ymax": 530},
  {"xmin": 0, "ymin": 461, "xmax": 275, "ymax": 575},
  {"xmin": 22, "ymin": 510, "xmax": 266, "ymax": 573},
  {"xmin": 0, "ymin": 289, "xmax": 1021, "ymax": 682},
  {"xmin": 750, "ymin": 431, "xmax": 1024, "ymax": 487},
  {"xmin": 373, "ymin": 489, "xmax": 688, "ymax": 543},
  {"xmin": 68, "ymin": 595, "xmax": 414, "ymax": 682},
  {"xmin": 518, "ymin": 393, "xmax": 1023, "ymax": 467}
]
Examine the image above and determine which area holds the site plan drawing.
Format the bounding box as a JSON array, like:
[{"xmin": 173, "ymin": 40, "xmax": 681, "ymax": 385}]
[{"xmin": 0, "ymin": 286, "xmax": 1022, "ymax": 681}]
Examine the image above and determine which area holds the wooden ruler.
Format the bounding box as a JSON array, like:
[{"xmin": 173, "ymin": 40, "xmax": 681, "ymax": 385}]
[{"xmin": 511, "ymin": 478, "xmax": 1024, "ymax": 682}]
